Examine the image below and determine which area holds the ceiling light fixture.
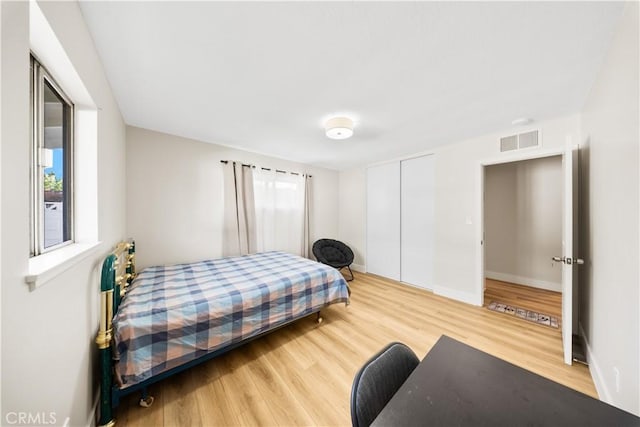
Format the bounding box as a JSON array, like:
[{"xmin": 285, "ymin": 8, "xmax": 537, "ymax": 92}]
[
  {"xmin": 512, "ymin": 117, "xmax": 533, "ymax": 126},
  {"xmin": 325, "ymin": 116, "xmax": 354, "ymax": 140}
]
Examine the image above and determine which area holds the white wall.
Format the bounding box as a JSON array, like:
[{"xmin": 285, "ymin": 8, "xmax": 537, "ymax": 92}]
[
  {"xmin": 1, "ymin": 1, "xmax": 126, "ymax": 425},
  {"xmin": 126, "ymin": 126, "xmax": 340, "ymax": 269},
  {"xmin": 338, "ymin": 114, "xmax": 581, "ymax": 304},
  {"xmin": 579, "ymin": 1, "xmax": 639, "ymax": 415},
  {"xmin": 485, "ymin": 157, "xmax": 563, "ymax": 292}
]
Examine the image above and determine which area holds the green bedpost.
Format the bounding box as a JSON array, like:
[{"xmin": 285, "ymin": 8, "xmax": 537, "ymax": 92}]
[{"xmin": 96, "ymin": 254, "xmax": 116, "ymax": 427}]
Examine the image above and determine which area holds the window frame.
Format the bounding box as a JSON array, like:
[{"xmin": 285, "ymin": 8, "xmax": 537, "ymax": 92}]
[{"xmin": 30, "ymin": 54, "xmax": 75, "ymax": 257}]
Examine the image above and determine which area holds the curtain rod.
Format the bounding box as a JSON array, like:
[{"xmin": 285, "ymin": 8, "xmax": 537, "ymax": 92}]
[{"xmin": 220, "ymin": 160, "xmax": 312, "ymax": 177}]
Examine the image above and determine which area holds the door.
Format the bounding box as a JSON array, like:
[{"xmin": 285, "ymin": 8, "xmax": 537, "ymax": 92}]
[
  {"xmin": 366, "ymin": 162, "xmax": 401, "ymax": 280},
  {"xmin": 556, "ymin": 147, "xmax": 581, "ymax": 365},
  {"xmin": 401, "ymin": 155, "xmax": 435, "ymax": 288}
]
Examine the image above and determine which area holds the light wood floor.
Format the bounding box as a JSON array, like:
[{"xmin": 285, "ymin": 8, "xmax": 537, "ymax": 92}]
[
  {"xmin": 484, "ymin": 278, "xmax": 562, "ymax": 320},
  {"xmin": 116, "ymin": 273, "xmax": 596, "ymax": 426}
]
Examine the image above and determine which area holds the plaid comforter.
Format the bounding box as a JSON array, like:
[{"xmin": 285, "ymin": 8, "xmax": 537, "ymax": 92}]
[{"xmin": 113, "ymin": 251, "xmax": 350, "ymax": 387}]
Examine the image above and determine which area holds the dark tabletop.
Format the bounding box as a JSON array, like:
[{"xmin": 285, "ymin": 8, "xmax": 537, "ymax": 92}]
[{"xmin": 371, "ymin": 335, "xmax": 639, "ymax": 427}]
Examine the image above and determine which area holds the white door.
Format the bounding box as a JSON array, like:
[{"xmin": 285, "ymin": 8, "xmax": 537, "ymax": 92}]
[
  {"xmin": 366, "ymin": 162, "xmax": 401, "ymax": 280},
  {"xmin": 401, "ymin": 155, "xmax": 435, "ymax": 288},
  {"xmin": 557, "ymin": 147, "xmax": 581, "ymax": 365}
]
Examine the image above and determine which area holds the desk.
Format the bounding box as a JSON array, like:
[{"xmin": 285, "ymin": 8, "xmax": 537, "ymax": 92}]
[{"xmin": 372, "ymin": 335, "xmax": 639, "ymax": 426}]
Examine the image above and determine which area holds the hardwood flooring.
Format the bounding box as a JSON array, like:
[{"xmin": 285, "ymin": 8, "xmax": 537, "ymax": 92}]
[
  {"xmin": 484, "ymin": 278, "xmax": 562, "ymax": 319},
  {"xmin": 115, "ymin": 273, "xmax": 596, "ymax": 426}
]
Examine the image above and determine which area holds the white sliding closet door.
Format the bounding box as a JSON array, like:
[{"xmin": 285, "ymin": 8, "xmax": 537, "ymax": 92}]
[
  {"xmin": 366, "ymin": 162, "xmax": 401, "ymax": 280},
  {"xmin": 401, "ymin": 155, "xmax": 434, "ymax": 289}
]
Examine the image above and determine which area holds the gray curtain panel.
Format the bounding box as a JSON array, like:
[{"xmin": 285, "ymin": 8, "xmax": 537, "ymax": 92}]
[
  {"xmin": 222, "ymin": 161, "xmax": 257, "ymax": 256},
  {"xmin": 302, "ymin": 175, "xmax": 313, "ymax": 259}
]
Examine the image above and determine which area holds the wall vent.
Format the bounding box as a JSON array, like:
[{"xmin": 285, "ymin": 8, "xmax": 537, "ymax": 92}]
[
  {"xmin": 500, "ymin": 135, "xmax": 518, "ymax": 152},
  {"xmin": 500, "ymin": 130, "xmax": 540, "ymax": 152}
]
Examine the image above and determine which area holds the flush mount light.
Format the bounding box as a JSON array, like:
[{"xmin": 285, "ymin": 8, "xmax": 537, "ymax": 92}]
[
  {"xmin": 325, "ymin": 116, "xmax": 354, "ymax": 140},
  {"xmin": 512, "ymin": 117, "xmax": 533, "ymax": 126}
]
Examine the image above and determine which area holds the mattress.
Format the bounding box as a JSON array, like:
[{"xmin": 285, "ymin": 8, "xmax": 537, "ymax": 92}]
[{"xmin": 113, "ymin": 251, "xmax": 350, "ymax": 387}]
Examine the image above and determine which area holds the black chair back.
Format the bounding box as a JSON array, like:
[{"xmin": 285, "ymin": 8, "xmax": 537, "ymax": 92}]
[
  {"xmin": 350, "ymin": 342, "xmax": 419, "ymax": 427},
  {"xmin": 312, "ymin": 238, "xmax": 354, "ymax": 268}
]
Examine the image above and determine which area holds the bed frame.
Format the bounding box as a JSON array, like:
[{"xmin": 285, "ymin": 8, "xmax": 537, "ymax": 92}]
[{"xmin": 96, "ymin": 240, "xmax": 332, "ymax": 427}]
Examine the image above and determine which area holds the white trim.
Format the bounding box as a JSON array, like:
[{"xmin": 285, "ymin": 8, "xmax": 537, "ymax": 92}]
[
  {"xmin": 400, "ymin": 281, "xmax": 433, "ymax": 292},
  {"xmin": 579, "ymin": 322, "xmax": 608, "ymax": 403},
  {"xmin": 476, "ymin": 162, "xmax": 485, "ymax": 306},
  {"xmin": 86, "ymin": 390, "xmax": 99, "ymax": 427},
  {"xmin": 26, "ymin": 241, "xmax": 102, "ymax": 291},
  {"xmin": 485, "ymin": 271, "xmax": 562, "ymax": 293},
  {"xmin": 479, "ymin": 146, "xmax": 565, "ymax": 168},
  {"xmin": 433, "ymin": 285, "xmax": 482, "ymax": 307},
  {"xmin": 351, "ymin": 263, "xmax": 365, "ymax": 273},
  {"xmin": 0, "ymin": 2, "xmax": 3, "ymax": 419}
]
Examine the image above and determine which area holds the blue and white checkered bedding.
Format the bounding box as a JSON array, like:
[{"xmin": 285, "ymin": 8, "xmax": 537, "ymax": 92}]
[{"xmin": 113, "ymin": 251, "xmax": 350, "ymax": 387}]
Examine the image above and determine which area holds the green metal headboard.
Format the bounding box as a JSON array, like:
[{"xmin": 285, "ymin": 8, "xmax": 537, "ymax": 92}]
[{"xmin": 96, "ymin": 240, "xmax": 135, "ymax": 427}]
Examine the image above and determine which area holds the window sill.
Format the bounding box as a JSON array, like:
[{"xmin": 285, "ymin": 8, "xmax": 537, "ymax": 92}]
[{"xmin": 26, "ymin": 241, "xmax": 103, "ymax": 291}]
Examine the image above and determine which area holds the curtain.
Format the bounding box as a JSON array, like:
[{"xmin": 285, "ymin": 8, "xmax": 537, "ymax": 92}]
[
  {"xmin": 302, "ymin": 175, "xmax": 313, "ymax": 258},
  {"xmin": 222, "ymin": 162, "xmax": 256, "ymax": 256},
  {"xmin": 253, "ymin": 168, "xmax": 307, "ymax": 256}
]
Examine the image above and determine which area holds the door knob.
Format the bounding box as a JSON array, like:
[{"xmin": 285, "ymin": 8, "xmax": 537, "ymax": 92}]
[{"xmin": 552, "ymin": 256, "xmax": 584, "ymax": 265}]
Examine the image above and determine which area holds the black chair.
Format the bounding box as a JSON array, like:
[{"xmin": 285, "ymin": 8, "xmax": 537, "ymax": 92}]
[
  {"xmin": 312, "ymin": 238, "xmax": 355, "ymax": 281},
  {"xmin": 350, "ymin": 342, "xmax": 420, "ymax": 427}
]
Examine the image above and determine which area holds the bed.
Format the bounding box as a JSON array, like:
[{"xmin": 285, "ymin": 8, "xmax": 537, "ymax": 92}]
[{"xmin": 96, "ymin": 240, "xmax": 350, "ymax": 427}]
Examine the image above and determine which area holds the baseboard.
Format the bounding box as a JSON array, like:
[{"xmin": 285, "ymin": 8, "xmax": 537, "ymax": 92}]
[
  {"xmin": 579, "ymin": 322, "xmax": 610, "ymax": 404},
  {"xmin": 86, "ymin": 391, "xmax": 99, "ymax": 427},
  {"xmin": 399, "ymin": 281, "xmax": 433, "ymax": 293},
  {"xmin": 433, "ymin": 285, "xmax": 482, "ymax": 307},
  {"xmin": 485, "ymin": 271, "xmax": 562, "ymax": 293},
  {"xmin": 351, "ymin": 263, "xmax": 365, "ymax": 273}
]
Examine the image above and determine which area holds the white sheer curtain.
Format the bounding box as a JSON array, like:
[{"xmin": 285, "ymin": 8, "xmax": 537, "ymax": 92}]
[
  {"xmin": 222, "ymin": 162, "xmax": 257, "ymax": 256},
  {"xmin": 253, "ymin": 168, "xmax": 307, "ymax": 256}
]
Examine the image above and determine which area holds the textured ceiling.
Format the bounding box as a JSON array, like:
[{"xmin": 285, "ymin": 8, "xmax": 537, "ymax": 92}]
[{"xmin": 79, "ymin": 1, "xmax": 624, "ymax": 170}]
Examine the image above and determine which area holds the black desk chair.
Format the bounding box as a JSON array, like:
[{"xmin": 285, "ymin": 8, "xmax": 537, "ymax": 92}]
[
  {"xmin": 312, "ymin": 238, "xmax": 355, "ymax": 281},
  {"xmin": 350, "ymin": 342, "xmax": 419, "ymax": 427}
]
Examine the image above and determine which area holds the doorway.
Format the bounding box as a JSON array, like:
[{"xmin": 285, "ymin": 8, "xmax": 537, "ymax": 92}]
[
  {"xmin": 482, "ymin": 155, "xmax": 565, "ymax": 344},
  {"xmin": 483, "ymin": 156, "xmax": 563, "ymax": 326},
  {"xmin": 478, "ymin": 148, "xmax": 579, "ymax": 364}
]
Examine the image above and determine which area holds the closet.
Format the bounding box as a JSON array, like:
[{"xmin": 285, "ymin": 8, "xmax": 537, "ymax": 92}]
[
  {"xmin": 366, "ymin": 162, "xmax": 401, "ymax": 280},
  {"xmin": 366, "ymin": 155, "xmax": 434, "ymax": 289}
]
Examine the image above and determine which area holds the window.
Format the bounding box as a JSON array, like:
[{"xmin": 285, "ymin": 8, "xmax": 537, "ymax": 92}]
[
  {"xmin": 30, "ymin": 55, "xmax": 74, "ymax": 256},
  {"xmin": 253, "ymin": 169, "xmax": 306, "ymax": 255}
]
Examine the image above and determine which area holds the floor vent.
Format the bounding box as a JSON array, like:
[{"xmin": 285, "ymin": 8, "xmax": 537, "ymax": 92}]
[{"xmin": 500, "ymin": 130, "xmax": 540, "ymax": 152}]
